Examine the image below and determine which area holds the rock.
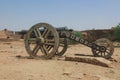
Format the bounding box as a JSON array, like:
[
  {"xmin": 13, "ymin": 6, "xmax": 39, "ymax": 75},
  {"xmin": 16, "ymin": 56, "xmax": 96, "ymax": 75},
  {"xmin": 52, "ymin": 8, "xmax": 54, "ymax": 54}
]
[
  {"xmin": 62, "ymin": 72, "xmax": 71, "ymax": 76},
  {"xmin": 16, "ymin": 55, "xmax": 22, "ymax": 58},
  {"xmin": 62, "ymin": 71, "xmax": 71, "ymax": 76},
  {"xmin": 65, "ymin": 55, "xmax": 112, "ymax": 67},
  {"xmin": 62, "ymin": 68, "xmax": 72, "ymax": 76}
]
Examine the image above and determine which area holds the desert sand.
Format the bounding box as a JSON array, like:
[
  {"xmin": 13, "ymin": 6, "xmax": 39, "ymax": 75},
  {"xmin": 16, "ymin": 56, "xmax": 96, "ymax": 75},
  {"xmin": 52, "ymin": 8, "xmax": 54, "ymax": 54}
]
[{"xmin": 0, "ymin": 40, "xmax": 120, "ymax": 80}]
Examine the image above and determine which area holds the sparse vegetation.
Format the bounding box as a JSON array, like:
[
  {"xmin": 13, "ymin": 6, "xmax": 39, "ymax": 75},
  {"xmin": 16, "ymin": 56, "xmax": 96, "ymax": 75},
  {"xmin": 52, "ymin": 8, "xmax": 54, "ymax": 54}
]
[{"xmin": 114, "ymin": 23, "xmax": 120, "ymax": 42}]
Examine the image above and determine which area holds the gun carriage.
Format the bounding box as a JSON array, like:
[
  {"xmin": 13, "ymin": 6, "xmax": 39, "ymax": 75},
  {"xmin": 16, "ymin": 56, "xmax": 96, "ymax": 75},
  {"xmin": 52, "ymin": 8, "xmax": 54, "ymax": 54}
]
[{"xmin": 24, "ymin": 23, "xmax": 114, "ymax": 59}]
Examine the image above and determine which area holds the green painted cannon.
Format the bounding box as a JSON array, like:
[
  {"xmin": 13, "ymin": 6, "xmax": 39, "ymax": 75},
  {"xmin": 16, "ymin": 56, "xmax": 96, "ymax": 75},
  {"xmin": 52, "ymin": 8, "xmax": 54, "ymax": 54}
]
[{"xmin": 24, "ymin": 23, "xmax": 114, "ymax": 59}]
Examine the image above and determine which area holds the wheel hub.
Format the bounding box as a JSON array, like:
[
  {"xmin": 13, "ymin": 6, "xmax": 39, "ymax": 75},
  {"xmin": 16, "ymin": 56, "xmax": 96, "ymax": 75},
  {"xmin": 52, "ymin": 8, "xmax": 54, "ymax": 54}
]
[
  {"xmin": 36, "ymin": 37, "xmax": 45, "ymax": 45},
  {"xmin": 99, "ymin": 46, "xmax": 106, "ymax": 52}
]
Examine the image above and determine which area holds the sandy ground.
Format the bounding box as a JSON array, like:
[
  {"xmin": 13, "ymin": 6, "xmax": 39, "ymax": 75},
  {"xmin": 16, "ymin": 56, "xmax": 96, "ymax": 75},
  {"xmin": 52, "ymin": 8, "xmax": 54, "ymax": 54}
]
[{"xmin": 0, "ymin": 40, "xmax": 120, "ymax": 80}]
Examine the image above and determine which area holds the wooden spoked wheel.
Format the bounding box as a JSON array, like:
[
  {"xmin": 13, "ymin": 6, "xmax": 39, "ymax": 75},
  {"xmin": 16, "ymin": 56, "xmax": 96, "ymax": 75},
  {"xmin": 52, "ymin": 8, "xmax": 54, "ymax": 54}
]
[
  {"xmin": 55, "ymin": 38, "xmax": 68, "ymax": 56},
  {"xmin": 92, "ymin": 38, "xmax": 114, "ymax": 59},
  {"xmin": 25, "ymin": 23, "xmax": 59, "ymax": 59}
]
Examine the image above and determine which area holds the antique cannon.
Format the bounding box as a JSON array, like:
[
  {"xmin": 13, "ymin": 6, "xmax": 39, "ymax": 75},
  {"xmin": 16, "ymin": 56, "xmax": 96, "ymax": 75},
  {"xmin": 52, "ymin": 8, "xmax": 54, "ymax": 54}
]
[{"xmin": 24, "ymin": 23, "xmax": 114, "ymax": 59}]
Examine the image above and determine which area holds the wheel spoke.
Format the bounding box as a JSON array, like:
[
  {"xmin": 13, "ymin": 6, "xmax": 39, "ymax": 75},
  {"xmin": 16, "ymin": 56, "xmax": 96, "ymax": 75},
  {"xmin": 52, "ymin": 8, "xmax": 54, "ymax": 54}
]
[
  {"xmin": 42, "ymin": 29, "xmax": 51, "ymax": 38},
  {"xmin": 34, "ymin": 28, "xmax": 42, "ymax": 37},
  {"xmin": 103, "ymin": 52, "xmax": 106, "ymax": 56},
  {"xmin": 45, "ymin": 43, "xmax": 55, "ymax": 46},
  {"xmin": 41, "ymin": 45, "xmax": 49, "ymax": 55},
  {"xmin": 44, "ymin": 45, "xmax": 49, "ymax": 54},
  {"xmin": 101, "ymin": 52, "xmax": 103, "ymax": 56},
  {"xmin": 32, "ymin": 44, "xmax": 40, "ymax": 55},
  {"xmin": 45, "ymin": 39, "xmax": 55, "ymax": 46},
  {"xmin": 34, "ymin": 30, "xmax": 38, "ymax": 37},
  {"xmin": 97, "ymin": 51, "xmax": 101, "ymax": 55},
  {"xmin": 106, "ymin": 49, "xmax": 111, "ymax": 53},
  {"xmin": 47, "ymin": 45, "xmax": 53, "ymax": 51},
  {"xmin": 28, "ymin": 38, "xmax": 37, "ymax": 44},
  {"xmin": 42, "ymin": 29, "xmax": 47, "ymax": 37},
  {"xmin": 41, "ymin": 46, "xmax": 47, "ymax": 55},
  {"xmin": 60, "ymin": 41, "xmax": 64, "ymax": 44},
  {"xmin": 106, "ymin": 48, "xmax": 111, "ymax": 51},
  {"xmin": 106, "ymin": 50, "xmax": 110, "ymax": 54},
  {"xmin": 59, "ymin": 44, "xmax": 65, "ymax": 47},
  {"xmin": 95, "ymin": 50, "xmax": 99, "ymax": 53},
  {"xmin": 46, "ymin": 39, "xmax": 55, "ymax": 42}
]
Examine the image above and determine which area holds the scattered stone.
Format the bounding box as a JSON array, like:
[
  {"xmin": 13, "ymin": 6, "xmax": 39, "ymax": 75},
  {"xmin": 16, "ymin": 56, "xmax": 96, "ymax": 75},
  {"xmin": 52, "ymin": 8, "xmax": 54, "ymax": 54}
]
[
  {"xmin": 62, "ymin": 72, "xmax": 70, "ymax": 76},
  {"xmin": 62, "ymin": 68, "xmax": 72, "ymax": 76},
  {"xmin": 109, "ymin": 58, "xmax": 117, "ymax": 62},
  {"xmin": 81, "ymin": 74, "xmax": 99, "ymax": 80},
  {"xmin": 62, "ymin": 71, "xmax": 71, "ymax": 76},
  {"xmin": 16, "ymin": 55, "xmax": 33, "ymax": 59},
  {"xmin": 16, "ymin": 55, "xmax": 22, "ymax": 58},
  {"xmin": 69, "ymin": 72, "xmax": 83, "ymax": 79},
  {"xmin": 10, "ymin": 45, "xmax": 13, "ymax": 48},
  {"xmin": 83, "ymin": 73, "xmax": 87, "ymax": 75}
]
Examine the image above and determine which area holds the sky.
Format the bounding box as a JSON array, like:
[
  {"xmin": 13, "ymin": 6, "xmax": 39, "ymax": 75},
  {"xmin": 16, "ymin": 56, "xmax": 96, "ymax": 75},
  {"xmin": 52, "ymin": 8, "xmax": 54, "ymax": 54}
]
[{"xmin": 0, "ymin": 0, "xmax": 120, "ymax": 31}]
